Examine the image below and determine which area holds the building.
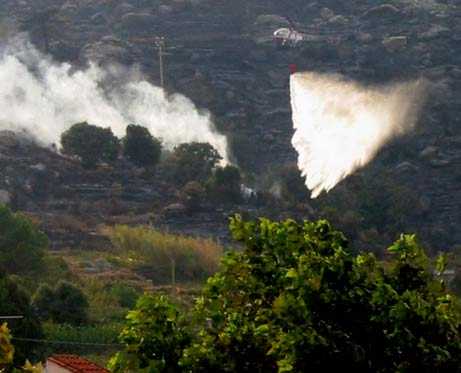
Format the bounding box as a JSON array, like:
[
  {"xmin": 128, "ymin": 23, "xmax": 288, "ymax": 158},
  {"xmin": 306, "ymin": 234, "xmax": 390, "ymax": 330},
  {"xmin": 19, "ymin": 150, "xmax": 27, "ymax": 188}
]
[{"xmin": 45, "ymin": 355, "xmax": 109, "ymax": 373}]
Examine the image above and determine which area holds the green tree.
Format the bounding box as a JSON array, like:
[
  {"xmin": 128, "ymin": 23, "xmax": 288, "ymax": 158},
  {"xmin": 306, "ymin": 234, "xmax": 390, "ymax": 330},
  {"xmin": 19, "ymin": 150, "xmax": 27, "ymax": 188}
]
[
  {"xmin": 122, "ymin": 124, "xmax": 162, "ymax": 168},
  {"xmin": 109, "ymin": 295, "xmax": 190, "ymax": 373},
  {"xmin": 207, "ymin": 165, "xmax": 242, "ymax": 204},
  {"xmin": 0, "ymin": 205, "xmax": 47, "ymax": 275},
  {"xmin": 278, "ymin": 163, "xmax": 309, "ymax": 205},
  {"xmin": 113, "ymin": 217, "xmax": 461, "ymax": 372},
  {"xmin": 32, "ymin": 281, "xmax": 88, "ymax": 326},
  {"xmin": 0, "ymin": 272, "xmax": 44, "ymax": 365},
  {"xmin": 0, "ymin": 323, "xmax": 43, "ymax": 372},
  {"xmin": 61, "ymin": 122, "xmax": 119, "ymax": 169},
  {"xmin": 165, "ymin": 142, "xmax": 222, "ymax": 185},
  {"xmin": 0, "ymin": 323, "xmax": 14, "ymax": 371}
]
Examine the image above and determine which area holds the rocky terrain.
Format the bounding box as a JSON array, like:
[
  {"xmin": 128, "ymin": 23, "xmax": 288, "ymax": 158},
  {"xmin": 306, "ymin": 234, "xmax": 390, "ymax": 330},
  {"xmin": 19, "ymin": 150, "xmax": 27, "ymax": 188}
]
[{"xmin": 1, "ymin": 0, "xmax": 460, "ymax": 251}]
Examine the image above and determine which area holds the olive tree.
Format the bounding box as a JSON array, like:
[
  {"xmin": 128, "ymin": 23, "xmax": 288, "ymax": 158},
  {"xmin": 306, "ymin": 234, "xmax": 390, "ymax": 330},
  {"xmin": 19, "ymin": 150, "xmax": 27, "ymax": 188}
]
[
  {"xmin": 61, "ymin": 122, "xmax": 119, "ymax": 169},
  {"xmin": 122, "ymin": 124, "xmax": 162, "ymax": 168}
]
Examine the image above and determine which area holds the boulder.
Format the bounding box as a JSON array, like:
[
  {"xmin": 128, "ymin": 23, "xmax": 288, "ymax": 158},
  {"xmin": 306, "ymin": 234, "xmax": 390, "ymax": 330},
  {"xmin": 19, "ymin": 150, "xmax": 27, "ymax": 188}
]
[
  {"xmin": 363, "ymin": 4, "xmax": 400, "ymax": 19},
  {"xmin": 119, "ymin": 12, "xmax": 155, "ymax": 31},
  {"xmin": 420, "ymin": 146, "xmax": 439, "ymax": 159},
  {"xmin": 254, "ymin": 14, "xmax": 289, "ymax": 27},
  {"xmin": 0, "ymin": 190, "xmax": 11, "ymax": 205},
  {"xmin": 356, "ymin": 32, "xmax": 373, "ymax": 43},
  {"xmin": 382, "ymin": 36, "xmax": 407, "ymax": 52},
  {"xmin": 328, "ymin": 15, "xmax": 349, "ymax": 26},
  {"xmin": 419, "ymin": 24, "xmax": 450, "ymax": 40},
  {"xmin": 320, "ymin": 8, "xmax": 335, "ymax": 21},
  {"xmin": 158, "ymin": 5, "xmax": 173, "ymax": 15}
]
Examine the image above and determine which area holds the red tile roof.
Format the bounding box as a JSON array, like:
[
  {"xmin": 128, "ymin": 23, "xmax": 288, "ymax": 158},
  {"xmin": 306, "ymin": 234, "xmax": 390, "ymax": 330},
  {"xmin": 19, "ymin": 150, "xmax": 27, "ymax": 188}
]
[{"xmin": 47, "ymin": 354, "xmax": 109, "ymax": 373}]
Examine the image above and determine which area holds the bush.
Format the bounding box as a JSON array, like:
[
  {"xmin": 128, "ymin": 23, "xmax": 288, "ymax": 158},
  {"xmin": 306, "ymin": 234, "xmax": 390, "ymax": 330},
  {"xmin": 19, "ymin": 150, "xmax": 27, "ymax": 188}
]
[
  {"xmin": 207, "ymin": 165, "xmax": 242, "ymax": 204},
  {"xmin": 113, "ymin": 217, "xmax": 461, "ymax": 372},
  {"xmin": 109, "ymin": 295, "xmax": 190, "ymax": 372},
  {"xmin": 164, "ymin": 142, "xmax": 222, "ymax": 185},
  {"xmin": 179, "ymin": 181, "xmax": 206, "ymax": 211},
  {"xmin": 109, "ymin": 225, "xmax": 223, "ymax": 284},
  {"xmin": 109, "ymin": 283, "xmax": 141, "ymax": 309},
  {"xmin": 0, "ymin": 204, "xmax": 47, "ymax": 275},
  {"xmin": 122, "ymin": 124, "xmax": 162, "ymax": 168},
  {"xmin": 32, "ymin": 281, "xmax": 89, "ymax": 325},
  {"xmin": 61, "ymin": 122, "xmax": 119, "ymax": 168},
  {"xmin": 277, "ymin": 163, "xmax": 309, "ymax": 205}
]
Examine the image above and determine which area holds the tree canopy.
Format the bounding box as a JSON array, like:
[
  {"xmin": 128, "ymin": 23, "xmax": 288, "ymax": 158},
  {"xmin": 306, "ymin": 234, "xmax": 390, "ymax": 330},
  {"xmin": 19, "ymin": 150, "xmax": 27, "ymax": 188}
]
[
  {"xmin": 32, "ymin": 281, "xmax": 89, "ymax": 326},
  {"xmin": 0, "ymin": 272, "xmax": 44, "ymax": 365},
  {"xmin": 112, "ymin": 216, "xmax": 461, "ymax": 372},
  {"xmin": 122, "ymin": 124, "xmax": 162, "ymax": 168},
  {"xmin": 0, "ymin": 205, "xmax": 47, "ymax": 275},
  {"xmin": 165, "ymin": 142, "xmax": 222, "ymax": 185},
  {"xmin": 61, "ymin": 122, "xmax": 119, "ymax": 169},
  {"xmin": 207, "ymin": 165, "xmax": 242, "ymax": 204}
]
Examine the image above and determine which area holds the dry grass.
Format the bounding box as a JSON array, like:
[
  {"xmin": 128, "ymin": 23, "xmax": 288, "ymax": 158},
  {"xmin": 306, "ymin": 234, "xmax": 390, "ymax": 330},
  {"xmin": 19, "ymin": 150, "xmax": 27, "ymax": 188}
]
[{"xmin": 108, "ymin": 225, "xmax": 223, "ymax": 284}]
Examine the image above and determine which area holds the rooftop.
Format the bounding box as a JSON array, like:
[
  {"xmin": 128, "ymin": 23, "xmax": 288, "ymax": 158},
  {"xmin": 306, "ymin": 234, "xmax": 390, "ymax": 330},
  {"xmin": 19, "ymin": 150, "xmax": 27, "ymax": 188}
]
[{"xmin": 47, "ymin": 355, "xmax": 109, "ymax": 373}]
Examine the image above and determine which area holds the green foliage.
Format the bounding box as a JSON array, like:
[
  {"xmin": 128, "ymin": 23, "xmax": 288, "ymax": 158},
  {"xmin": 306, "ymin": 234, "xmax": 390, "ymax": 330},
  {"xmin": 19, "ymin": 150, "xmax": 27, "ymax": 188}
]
[
  {"xmin": 109, "ymin": 295, "xmax": 190, "ymax": 373},
  {"xmin": 277, "ymin": 163, "xmax": 309, "ymax": 206},
  {"xmin": 0, "ymin": 323, "xmax": 14, "ymax": 371},
  {"xmin": 61, "ymin": 122, "xmax": 119, "ymax": 169},
  {"xmin": 0, "ymin": 323, "xmax": 44, "ymax": 373},
  {"xmin": 32, "ymin": 281, "xmax": 89, "ymax": 325},
  {"xmin": 122, "ymin": 124, "xmax": 162, "ymax": 168},
  {"xmin": 207, "ymin": 165, "xmax": 242, "ymax": 204},
  {"xmin": 42, "ymin": 322, "xmax": 120, "ymax": 356},
  {"xmin": 113, "ymin": 216, "xmax": 461, "ymax": 372},
  {"xmin": 0, "ymin": 205, "xmax": 47, "ymax": 275},
  {"xmin": 109, "ymin": 283, "xmax": 141, "ymax": 309},
  {"xmin": 164, "ymin": 142, "xmax": 222, "ymax": 186},
  {"xmin": 0, "ymin": 272, "xmax": 44, "ymax": 365}
]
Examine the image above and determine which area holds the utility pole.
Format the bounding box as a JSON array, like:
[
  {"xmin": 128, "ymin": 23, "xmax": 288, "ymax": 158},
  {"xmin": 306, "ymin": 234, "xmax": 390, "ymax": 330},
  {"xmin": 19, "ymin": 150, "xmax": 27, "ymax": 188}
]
[{"xmin": 154, "ymin": 36, "xmax": 166, "ymax": 91}]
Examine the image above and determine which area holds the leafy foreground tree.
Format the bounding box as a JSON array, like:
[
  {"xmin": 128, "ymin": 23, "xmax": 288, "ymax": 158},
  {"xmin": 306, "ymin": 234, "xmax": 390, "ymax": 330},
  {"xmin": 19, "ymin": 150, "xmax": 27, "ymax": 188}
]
[
  {"xmin": 111, "ymin": 217, "xmax": 461, "ymax": 373},
  {"xmin": 122, "ymin": 124, "xmax": 162, "ymax": 168},
  {"xmin": 0, "ymin": 323, "xmax": 43, "ymax": 372},
  {"xmin": 0, "ymin": 272, "xmax": 44, "ymax": 366},
  {"xmin": 32, "ymin": 281, "xmax": 89, "ymax": 326},
  {"xmin": 61, "ymin": 122, "xmax": 119, "ymax": 169},
  {"xmin": 0, "ymin": 205, "xmax": 47, "ymax": 275}
]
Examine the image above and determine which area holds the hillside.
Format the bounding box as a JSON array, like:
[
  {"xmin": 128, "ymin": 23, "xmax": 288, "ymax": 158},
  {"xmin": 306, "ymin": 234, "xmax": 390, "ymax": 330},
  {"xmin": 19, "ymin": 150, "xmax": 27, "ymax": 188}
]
[{"xmin": 1, "ymin": 0, "xmax": 460, "ymax": 251}]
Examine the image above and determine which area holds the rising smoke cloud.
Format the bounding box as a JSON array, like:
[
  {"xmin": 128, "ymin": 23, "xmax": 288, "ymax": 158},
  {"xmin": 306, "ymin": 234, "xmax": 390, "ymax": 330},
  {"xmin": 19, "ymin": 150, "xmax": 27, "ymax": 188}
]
[
  {"xmin": 290, "ymin": 72, "xmax": 427, "ymax": 198},
  {"xmin": 0, "ymin": 35, "xmax": 229, "ymax": 161}
]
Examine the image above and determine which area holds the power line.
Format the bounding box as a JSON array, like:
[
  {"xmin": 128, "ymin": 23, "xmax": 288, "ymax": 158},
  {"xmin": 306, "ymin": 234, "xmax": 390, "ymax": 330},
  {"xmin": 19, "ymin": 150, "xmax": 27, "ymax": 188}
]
[
  {"xmin": 0, "ymin": 316, "xmax": 24, "ymax": 320},
  {"xmin": 12, "ymin": 337, "xmax": 122, "ymax": 348}
]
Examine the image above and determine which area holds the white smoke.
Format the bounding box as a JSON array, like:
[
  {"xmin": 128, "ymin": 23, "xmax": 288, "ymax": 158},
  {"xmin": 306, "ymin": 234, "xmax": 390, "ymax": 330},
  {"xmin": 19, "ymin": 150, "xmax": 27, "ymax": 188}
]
[
  {"xmin": 0, "ymin": 36, "xmax": 229, "ymax": 161},
  {"xmin": 290, "ymin": 72, "xmax": 427, "ymax": 198}
]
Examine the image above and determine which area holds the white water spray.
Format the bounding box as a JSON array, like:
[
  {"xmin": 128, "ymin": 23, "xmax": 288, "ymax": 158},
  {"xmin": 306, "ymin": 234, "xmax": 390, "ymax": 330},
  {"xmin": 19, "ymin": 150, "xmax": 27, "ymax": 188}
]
[
  {"xmin": 290, "ymin": 72, "xmax": 427, "ymax": 198},
  {"xmin": 0, "ymin": 36, "xmax": 229, "ymax": 161}
]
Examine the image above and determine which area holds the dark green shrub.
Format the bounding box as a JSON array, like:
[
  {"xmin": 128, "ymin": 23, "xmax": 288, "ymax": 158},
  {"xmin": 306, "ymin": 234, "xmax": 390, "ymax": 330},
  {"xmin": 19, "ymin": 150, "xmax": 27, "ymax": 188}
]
[
  {"xmin": 61, "ymin": 122, "xmax": 119, "ymax": 168},
  {"xmin": 122, "ymin": 124, "xmax": 162, "ymax": 168},
  {"xmin": 0, "ymin": 204, "xmax": 47, "ymax": 275},
  {"xmin": 164, "ymin": 142, "xmax": 221, "ymax": 185},
  {"xmin": 32, "ymin": 281, "xmax": 89, "ymax": 326},
  {"xmin": 207, "ymin": 165, "xmax": 242, "ymax": 204}
]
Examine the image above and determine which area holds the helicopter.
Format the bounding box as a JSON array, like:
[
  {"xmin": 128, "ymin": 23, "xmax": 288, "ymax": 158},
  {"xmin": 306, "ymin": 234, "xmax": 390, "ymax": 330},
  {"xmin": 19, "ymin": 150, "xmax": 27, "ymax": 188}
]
[{"xmin": 273, "ymin": 17, "xmax": 322, "ymax": 47}]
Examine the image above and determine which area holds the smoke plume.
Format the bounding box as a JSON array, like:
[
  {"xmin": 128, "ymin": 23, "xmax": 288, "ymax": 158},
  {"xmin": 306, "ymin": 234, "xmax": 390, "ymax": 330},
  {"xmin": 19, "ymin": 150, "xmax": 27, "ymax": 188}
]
[
  {"xmin": 0, "ymin": 36, "xmax": 229, "ymax": 161},
  {"xmin": 290, "ymin": 72, "xmax": 427, "ymax": 198}
]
